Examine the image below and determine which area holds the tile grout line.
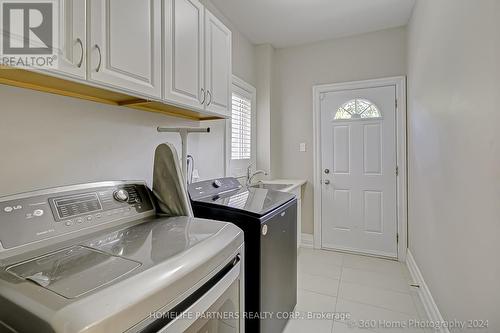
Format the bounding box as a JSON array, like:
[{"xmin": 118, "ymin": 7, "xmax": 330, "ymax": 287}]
[
  {"xmin": 339, "ymin": 280, "xmax": 412, "ymax": 296},
  {"xmin": 307, "ymin": 250, "xmax": 423, "ymax": 332},
  {"xmin": 331, "ymin": 255, "xmax": 345, "ymax": 333},
  {"xmin": 336, "ymin": 253, "xmax": 420, "ymax": 320},
  {"xmin": 343, "ymin": 264, "xmax": 412, "ymax": 280},
  {"xmin": 298, "ymin": 249, "xmax": 342, "ymax": 333},
  {"xmin": 298, "ymin": 288, "xmax": 337, "ymax": 299},
  {"xmin": 334, "ymin": 295, "xmax": 420, "ymax": 318},
  {"xmin": 342, "ymin": 266, "xmax": 405, "ymax": 278},
  {"xmin": 301, "ymin": 271, "xmax": 342, "ymax": 280}
]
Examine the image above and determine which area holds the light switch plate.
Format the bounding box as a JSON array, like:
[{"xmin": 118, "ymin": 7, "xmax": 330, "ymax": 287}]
[{"xmin": 299, "ymin": 142, "xmax": 306, "ymax": 152}]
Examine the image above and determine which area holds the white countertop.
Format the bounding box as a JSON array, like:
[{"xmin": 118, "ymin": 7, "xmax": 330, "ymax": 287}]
[{"xmin": 260, "ymin": 179, "xmax": 307, "ymax": 192}]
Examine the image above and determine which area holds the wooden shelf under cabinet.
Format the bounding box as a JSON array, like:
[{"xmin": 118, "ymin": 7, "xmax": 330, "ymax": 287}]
[{"xmin": 0, "ymin": 67, "xmax": 222, "ymax": 121}]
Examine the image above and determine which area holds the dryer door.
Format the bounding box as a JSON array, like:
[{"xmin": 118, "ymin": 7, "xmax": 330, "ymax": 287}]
[
  {"xmin": 156, "ymin": 257, "xmax": 243, "ymax": 333},
  {"xmin": 185, "ymin": 279, "xmax": 240, "ymax": 333}
]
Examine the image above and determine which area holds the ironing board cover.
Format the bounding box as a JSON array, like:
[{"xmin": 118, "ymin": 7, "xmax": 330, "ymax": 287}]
[{"xmin": 152, "ymin": 143, "xmax": 194, "ymax": 217}]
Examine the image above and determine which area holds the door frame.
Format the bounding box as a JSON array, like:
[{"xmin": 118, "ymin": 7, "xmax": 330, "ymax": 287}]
[{"xmin": 312, "ymin": 76, "xmax": 407, "ymax": 262}]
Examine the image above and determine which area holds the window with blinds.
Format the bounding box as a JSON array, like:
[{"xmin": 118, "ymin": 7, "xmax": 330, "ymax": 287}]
[{"xmin": 231, "ymin": 93, "xmax": 252, "ymax": 160}]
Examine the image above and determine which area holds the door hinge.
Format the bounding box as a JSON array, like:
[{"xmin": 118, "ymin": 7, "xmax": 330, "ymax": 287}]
[
  {"xmin": 396, "ymin": 166, "xmax": 399, "ymax": 176},
  {"xmin": 395, "ymin": 99, "xmax": 398, "ymax": 109},
  {"xmin": 397, "ymin": 233, "xmax": 399, "ymax": 243}
]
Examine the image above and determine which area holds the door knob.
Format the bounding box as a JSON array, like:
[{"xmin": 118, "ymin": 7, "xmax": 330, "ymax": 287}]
[{"xmin": 324, "ymin": 180, "xmax": 330, "ymax": 185}]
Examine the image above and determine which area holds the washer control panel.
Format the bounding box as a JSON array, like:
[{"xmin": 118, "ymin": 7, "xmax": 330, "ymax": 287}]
[
  {"xmin": 188, "ymin": 177, "xmax": 242, "ymax": 201},
  {"xmin": 0, "ymin": 182, "xmax": 154, "ymax": 250}
]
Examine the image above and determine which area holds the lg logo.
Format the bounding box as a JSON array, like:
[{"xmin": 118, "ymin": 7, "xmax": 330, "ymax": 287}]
[{"xmin": 2, "ymin": 2, "xmax": 53, "ymax": 54}]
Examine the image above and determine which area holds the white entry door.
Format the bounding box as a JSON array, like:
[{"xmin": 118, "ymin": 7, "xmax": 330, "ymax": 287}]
[{"xmin": 320, "ymin": 85, "xmax": 397, "ymax": 257}]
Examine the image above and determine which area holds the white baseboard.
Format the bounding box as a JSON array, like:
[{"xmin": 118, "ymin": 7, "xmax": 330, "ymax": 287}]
[
  {"xmin": 300, "ymin": 233, "xmax": 313, "ymax": 248},
  {"xmin": 406, "ymin": 250, "xmax": 449, "ymax": 333}
]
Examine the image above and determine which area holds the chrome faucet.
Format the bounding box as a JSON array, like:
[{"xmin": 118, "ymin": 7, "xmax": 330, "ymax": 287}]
[{"xmin": 246, "ymin": 164, "xmax": 268, "ymax": 186}]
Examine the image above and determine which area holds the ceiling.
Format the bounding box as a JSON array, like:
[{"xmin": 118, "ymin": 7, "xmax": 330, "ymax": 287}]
[{"xmin": 210, "ymin": 0, "xmax": 415, "ymax": 48}]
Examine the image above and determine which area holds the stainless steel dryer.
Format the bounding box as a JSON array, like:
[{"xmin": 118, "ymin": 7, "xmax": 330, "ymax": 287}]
[{"xmin": 0, "ymin": 181, "xmax": 244, "ymax": 333}]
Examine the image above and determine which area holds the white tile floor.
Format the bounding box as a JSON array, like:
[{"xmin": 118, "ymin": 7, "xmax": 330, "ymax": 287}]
[{"xmin": 283, "ymin": 248, "xmax": 431, "ymax": 333}]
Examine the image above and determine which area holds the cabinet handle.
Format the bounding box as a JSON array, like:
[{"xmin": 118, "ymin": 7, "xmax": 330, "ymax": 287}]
[
  {"xmin": 95, "ymin": 44, "xmax": 102, "ymax": 72},
  {"xmin": 206, "ymin": 90, "xmax": 212, "ymax": 106},
  {"xmin": 200, "ymin": 88, "xmax": 205, "ymax": 104},
  {"xmin": 76, "ymin": 38, "xmax": 84, "ymax": 68}
]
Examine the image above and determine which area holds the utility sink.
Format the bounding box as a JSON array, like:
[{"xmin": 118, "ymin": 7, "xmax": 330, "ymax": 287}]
[{"xmin": 250, "ymin": 183, "xmax": 291, "ymax": 191}]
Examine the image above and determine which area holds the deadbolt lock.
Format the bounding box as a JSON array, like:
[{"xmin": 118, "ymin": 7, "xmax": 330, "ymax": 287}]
[{"xmin": 324, "ymin": 169, "xmax": 330, "ymax": 174}]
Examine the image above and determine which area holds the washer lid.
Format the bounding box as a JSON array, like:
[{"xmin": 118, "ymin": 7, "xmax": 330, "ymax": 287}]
[
  {"xmin": 6, "ymin": 246, "xmax": 141, "ymax": 299},
  {"xmin": 193, "ymin": 187, "xmax": 295, "ymax": 217}
]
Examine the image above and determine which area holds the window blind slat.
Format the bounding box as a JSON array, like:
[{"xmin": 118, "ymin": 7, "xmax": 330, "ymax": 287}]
[{"xmin": 231, "ymin": 92, "xmax": 252, "ymax": 160}]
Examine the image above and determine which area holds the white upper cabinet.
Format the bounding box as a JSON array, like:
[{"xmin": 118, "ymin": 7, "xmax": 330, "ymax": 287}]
[
  {"xmin": 21, "ymin": 0, "xmax": 231, "ymax": 119},
  {"xmin": 164, "ymin": 0, "xmax": 205, "ymax": 109},
  {"xmin": 204, "ymin": 10, "xmax": 231, "ymax": 116},
  {"xmin": 49, "ymin": 0, "xmax": 86, "ymax": 79},
  {"xmin": 89, "ymin": 0, "xmax": 162, "ymax": 99},
  {"xmin": 164, "ymin": 0, "xmax": 232, "ymax": 116}
]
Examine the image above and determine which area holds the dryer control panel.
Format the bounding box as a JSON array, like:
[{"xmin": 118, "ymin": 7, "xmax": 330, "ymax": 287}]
[{"xmin": 0, "ymin": 182, "xmax": 154, "ymax": 251}]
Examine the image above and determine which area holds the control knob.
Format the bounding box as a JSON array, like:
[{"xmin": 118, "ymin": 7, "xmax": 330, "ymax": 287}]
[
  {"xmin": 113, "ymin": 189, "xmax": 129, "ymax": 202},
  {"xmin": 212, "ymin": 179, "xmax": 222, "ymax": 188}
]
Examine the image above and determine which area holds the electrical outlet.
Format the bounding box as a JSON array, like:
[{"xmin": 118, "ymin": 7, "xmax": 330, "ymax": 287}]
[{"xmin": 299, "ymin": 142, "xmax": 306, "ymax": 152}]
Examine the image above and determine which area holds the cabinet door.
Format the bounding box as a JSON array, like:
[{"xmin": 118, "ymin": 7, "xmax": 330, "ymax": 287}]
[
  {"xmin": 164, "ymin": 0, "xmax": 205, "ymax": 109},
  {"xmin": 48, "ymin": 0, "xmax": 86, "ymax": 79},
  {"xmin": 89, "ymin": 0, "xmax": 161, "ymax": 98},
  {"xmin": 204, "ymin": 10, "xmax": 231, "ymax": 116}
]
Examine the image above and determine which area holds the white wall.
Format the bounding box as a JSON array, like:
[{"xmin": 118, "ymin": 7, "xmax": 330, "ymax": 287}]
[
  {"xmin": 256, "ymin": 44, "xmax": 274, "ymax": 176},
  {"xmin": 0, "ymin": 85, "xmax": 199, "ymax": 195},
  {"xmin": 192, "ymin": 119, "xmax": 226, "ymax": 180},
  {"xmin": 272, "ymin": 27, "xmax": 407, "ymax": 233},
  {"xmin": 407, "ymin": 0, "xmax": 500, "ymax": 330}
]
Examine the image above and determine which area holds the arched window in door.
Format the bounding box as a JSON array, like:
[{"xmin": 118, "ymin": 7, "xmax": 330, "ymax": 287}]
[{"xmin": 334, "ymin": 99, "xmax": 381, "ymax": 120}]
